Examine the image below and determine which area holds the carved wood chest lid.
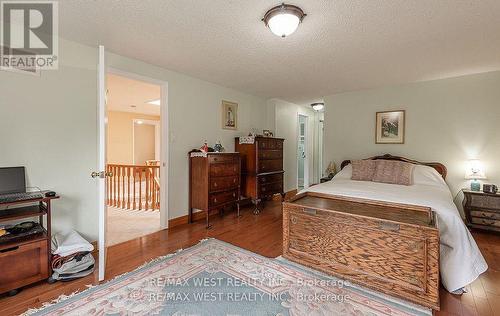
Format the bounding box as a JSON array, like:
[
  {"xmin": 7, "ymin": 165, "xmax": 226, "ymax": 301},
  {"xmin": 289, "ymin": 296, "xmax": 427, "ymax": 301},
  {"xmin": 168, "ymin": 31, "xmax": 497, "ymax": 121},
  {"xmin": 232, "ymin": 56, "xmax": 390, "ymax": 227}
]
[{"xmin": 285, "ymin": 192, "xmax": 436, "ymax": 228}]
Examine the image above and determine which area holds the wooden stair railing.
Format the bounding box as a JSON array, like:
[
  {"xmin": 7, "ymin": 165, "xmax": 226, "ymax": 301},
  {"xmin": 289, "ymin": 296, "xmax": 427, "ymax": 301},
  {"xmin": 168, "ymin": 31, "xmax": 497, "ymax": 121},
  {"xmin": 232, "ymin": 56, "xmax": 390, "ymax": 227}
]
[{"xmin": 106, "ymin": 164, "xmax": 160, "ymax": 211}]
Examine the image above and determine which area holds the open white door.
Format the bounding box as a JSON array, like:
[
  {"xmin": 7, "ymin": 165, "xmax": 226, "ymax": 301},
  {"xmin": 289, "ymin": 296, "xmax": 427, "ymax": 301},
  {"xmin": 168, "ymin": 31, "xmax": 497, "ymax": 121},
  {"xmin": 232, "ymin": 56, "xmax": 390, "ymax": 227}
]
[{"xmin": 96, "ymin": 45, "xmax": 107, "ymax": 281}]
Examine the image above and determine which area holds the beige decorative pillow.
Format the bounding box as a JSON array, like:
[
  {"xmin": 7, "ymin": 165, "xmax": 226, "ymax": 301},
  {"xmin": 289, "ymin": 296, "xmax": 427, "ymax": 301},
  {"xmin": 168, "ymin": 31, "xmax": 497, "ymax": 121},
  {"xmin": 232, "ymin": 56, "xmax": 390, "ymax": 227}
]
[
  {"xmin": 351, "ymin": 160, "xmax": 377, "ymax": 181},
  {"xmin": 373, "ymin": 160, "xmax": 414, "ymax": 186}
]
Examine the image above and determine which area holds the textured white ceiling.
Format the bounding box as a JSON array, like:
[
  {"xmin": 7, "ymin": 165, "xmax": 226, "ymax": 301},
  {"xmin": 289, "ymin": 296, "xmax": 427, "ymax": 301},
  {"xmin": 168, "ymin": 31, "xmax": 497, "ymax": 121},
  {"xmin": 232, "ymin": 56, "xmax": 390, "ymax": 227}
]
[
  {"xmin": 107, "ymin": 73, "xmax": 160, "ymax": 116},
  {"xmin": 60, "ymin": 1, "xmax": 500, "ymax": 104}
]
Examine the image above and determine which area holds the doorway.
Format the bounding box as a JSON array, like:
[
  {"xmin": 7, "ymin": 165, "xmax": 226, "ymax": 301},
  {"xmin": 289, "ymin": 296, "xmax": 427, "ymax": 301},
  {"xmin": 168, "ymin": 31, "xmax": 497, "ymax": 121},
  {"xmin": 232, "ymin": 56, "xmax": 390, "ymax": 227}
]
[
  {"xmin": 105, "ymin": 72, "xmax": 164, "ymax": 246},
  {"xmin": 297, "ymin": 114, "xmax": 309, "ymax": 190}
]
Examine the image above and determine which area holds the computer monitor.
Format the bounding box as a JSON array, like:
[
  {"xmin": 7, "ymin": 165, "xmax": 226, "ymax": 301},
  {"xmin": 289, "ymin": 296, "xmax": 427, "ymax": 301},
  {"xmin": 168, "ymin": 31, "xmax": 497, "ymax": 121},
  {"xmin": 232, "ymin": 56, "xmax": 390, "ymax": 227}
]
[{"xmin": 0, "ymin": 167, "xmax": 26, "ymax": 195}]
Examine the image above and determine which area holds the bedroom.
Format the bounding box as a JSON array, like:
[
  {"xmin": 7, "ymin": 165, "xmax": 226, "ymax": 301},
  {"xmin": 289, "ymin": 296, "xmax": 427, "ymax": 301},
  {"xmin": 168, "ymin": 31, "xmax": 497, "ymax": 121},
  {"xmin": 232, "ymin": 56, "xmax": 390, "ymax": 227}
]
[{"xmin": 0, "ymin": 1, "xmax": 499, "ymax": 315}]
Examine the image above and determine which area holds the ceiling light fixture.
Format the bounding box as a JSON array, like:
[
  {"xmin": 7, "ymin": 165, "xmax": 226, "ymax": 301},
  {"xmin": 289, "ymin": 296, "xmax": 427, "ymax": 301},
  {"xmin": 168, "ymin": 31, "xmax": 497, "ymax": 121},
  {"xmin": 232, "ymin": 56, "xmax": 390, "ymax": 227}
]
[
  {"xmin": 311, "ymin": 102, "xmax": 324, "ymax": 111},
  {"xmin": 147, "ymin": 99, "xmax": 161, "ymax": 106},
  {"xmin": 262, "ymin": 3, "xmax": 306, "ymax": 38}
]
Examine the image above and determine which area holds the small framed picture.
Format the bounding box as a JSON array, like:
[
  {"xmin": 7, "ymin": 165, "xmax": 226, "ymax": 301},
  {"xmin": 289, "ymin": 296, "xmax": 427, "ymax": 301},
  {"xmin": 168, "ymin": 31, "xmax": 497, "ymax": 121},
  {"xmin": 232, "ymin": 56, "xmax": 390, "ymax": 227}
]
[
  {"xmin": 375, "ymin": 110, "xmax": 405, "ymax": 144},
  {"xmin": 221, "ymin": 100, "xmax": 238, "ymax": 130}
]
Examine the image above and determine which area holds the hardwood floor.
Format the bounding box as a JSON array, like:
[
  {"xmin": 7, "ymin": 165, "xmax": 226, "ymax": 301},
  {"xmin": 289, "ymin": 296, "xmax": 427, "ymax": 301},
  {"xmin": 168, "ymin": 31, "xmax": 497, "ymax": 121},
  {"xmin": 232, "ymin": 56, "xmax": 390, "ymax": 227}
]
[{"xmin": 0, "ymin": 199, "xmax": 498, "ymax": 315}]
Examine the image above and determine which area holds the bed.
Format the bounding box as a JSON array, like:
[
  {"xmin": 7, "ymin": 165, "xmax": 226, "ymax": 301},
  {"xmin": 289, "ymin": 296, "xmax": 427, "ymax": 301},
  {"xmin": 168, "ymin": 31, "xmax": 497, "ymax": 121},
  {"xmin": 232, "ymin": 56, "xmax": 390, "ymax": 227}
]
[{"xmin": 303, "ymin": 154, "xmax": 488, "ymax": 294}]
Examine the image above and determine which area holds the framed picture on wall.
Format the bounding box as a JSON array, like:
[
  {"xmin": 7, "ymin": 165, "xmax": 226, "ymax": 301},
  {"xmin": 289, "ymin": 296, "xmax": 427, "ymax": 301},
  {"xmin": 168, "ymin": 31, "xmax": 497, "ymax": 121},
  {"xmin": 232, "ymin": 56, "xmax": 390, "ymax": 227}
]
[
  {"xmin": 221, "ymin": 100, "xmax": 238, "ymax": 130},
  {"xmin": 375, "ymin": 110, "xmax": 405, "ymax": 144}
]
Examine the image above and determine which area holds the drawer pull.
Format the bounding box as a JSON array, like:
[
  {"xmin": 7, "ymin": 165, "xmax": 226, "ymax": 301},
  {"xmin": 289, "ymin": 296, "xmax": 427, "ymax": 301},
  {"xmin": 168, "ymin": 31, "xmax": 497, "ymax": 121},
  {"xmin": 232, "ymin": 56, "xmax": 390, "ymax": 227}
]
[
  {"xmin": 214, "ymin": 182, "xmax": 218, "ymax": 187},
  {"xmin": 291, "ymin": 216, "xmax": 298, "ymax": 224},
  {"xmin": 303, "ymin": 208, "xmax": 317, "ymax": 215},
  {"xmin": 379, "ymin": 222, "xmax": 400, "ymax": 232},
  {"xmin": 233, "ymin": 178, "xmax": 236, "ymax": 183},
  {"xmin": 409, "ymin": 243, "xmax": 420, "ymax": 252},
  {"xmin": 481, "ymin": 219, "xmax": 495, "ymax": 225},
  {"xmin": 214, "ymin": 198, "xmax": 218, "ymax": 203},
  {"xmin": 0, "ymin": 246, "xmax": 19, "ymax": 253},
  {"xmin": 232, "ymin": 193, "xmax": 236, "ymax": 198}
]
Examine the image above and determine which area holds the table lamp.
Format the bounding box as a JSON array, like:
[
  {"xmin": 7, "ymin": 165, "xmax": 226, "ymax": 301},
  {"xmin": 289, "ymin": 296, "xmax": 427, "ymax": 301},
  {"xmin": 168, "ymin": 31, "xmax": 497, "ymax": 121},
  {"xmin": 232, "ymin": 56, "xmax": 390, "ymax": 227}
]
[{"xmin": 465, "ymin": 159, "xmax": 486, "ymax": 191}]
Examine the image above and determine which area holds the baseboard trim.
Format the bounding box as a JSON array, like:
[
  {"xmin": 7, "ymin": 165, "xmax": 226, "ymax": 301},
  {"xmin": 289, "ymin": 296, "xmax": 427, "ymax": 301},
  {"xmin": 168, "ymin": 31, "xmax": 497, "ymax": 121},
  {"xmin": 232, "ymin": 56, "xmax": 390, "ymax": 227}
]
[
  {"xmin": 168, "ymin": 209, "xmax": 222, "ymax": 228},
  {"xmin": 168, "ymin": 189, "xmax": 297, "ymax": 228}
]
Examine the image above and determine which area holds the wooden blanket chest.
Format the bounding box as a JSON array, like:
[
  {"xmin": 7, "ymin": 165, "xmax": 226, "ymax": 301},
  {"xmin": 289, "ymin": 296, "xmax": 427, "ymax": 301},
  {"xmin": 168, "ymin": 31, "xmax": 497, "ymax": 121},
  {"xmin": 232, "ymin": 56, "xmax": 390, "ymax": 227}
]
[{"xmin": 283, "ymin": 192, "xmax": 440, "ymax": 310}]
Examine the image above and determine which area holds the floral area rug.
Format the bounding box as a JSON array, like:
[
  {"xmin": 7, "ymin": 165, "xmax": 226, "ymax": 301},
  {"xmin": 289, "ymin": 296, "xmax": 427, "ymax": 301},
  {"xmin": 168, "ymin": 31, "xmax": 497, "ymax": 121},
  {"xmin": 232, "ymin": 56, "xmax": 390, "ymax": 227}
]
[{"xmin": 25, "ymin": 238, "xmax": 431, "ymax": 316}]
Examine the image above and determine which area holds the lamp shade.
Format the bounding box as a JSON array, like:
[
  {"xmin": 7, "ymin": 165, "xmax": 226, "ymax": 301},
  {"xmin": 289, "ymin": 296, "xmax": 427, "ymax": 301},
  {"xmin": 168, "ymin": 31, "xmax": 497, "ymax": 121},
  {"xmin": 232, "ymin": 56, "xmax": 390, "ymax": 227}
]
[{"xmin": 465, "ymin": 159, "xmax": 486, "ymax": 180}]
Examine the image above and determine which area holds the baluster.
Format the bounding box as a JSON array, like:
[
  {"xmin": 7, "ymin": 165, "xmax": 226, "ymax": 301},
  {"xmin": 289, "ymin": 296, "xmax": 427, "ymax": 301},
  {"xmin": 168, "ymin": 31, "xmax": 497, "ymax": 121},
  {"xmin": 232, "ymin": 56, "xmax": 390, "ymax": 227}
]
[
  {"xmin": 117, "ymin": 167, "xmax": 121, "ymax": 208},
  {"xmin": 139, "ymin": 168, "xmax": 142, "ymax": 210},
  {"xmin": 106, "ymin": 165, "xmax": 110, "ymax": 206},
  {"xmin": 109, "ymin": 165, "xmax": 112, "ymax": 206},
  {"xmin": 133, "ymin": 167, "xmax": 137, "ymax": 210},
  {"xmin": 114, "ymin": 166, "xmax": 118, "ymax": 207},
  {"xmin": 146, "ymin": 168, "xmax": 150, "ymax": 210},
  {"xmin": 121, "ymin": 166, "xmax": 125, "ymax": 208},
  {"xmin": 110, "ymin": 166, "xmax": 114, "ymax": 206},
  {"xmin": 151, "ymin": 169, "xmax": 154, "ymax": 209},
  {"xmin": 115, "ymin": 166, "xmax": 120, "ymax": 207},
  {"xmin": 126, "ymin": 167, "xmax": 130, "ymax": 209},
  {"xmin": 152, "ymin": 171, "xmax": 156, "ymax": 210},
  {"xmin": 113, "ymin": 166, "xmax": 116, "ymax": 207},
  {"xmin": 111, "ymin": 166, "xmax": 114, "ymax": 206}
]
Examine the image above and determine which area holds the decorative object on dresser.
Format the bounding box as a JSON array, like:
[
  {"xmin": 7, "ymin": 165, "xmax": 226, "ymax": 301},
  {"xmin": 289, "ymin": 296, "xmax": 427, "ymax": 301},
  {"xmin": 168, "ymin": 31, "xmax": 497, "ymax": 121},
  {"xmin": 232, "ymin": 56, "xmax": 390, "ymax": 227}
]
[
  {"xmin": 213, "ymin": 140, "xmax": 224, "ymax": 152},
  {"xmin": 188, "ymin": 151, "xmax": 240, "ymax": 228},
  {"xmin": 262, "ymin": 129, "xmax": 273, "ymax": 137},
  {"xmin": 283, "ymin": 191, "xmax": 440, "ymax": 310},
  {"xmin": 483, "ymin": 184, "xmax": 498, "ymax": 194},
  {"xmin": 0, "ymin": 193, "xmax": 59, "ymax": 296},
  {"xmin": 235, "ymin": 136, "xmax": 285, "ymax": 214},
  {"xmin": 463, "ymin": 189, "xmax": 500, "ymax": 232},
  {"xmin": 375, "ymin": 110, "xmax": 405, "ymax": 144}
]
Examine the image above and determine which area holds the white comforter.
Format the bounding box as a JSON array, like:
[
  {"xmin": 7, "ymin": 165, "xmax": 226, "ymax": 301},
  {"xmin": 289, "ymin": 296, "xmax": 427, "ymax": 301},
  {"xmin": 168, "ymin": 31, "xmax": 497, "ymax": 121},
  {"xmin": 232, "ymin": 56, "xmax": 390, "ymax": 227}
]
[{"xmin": 305, "ymin": 166, "xmax": 488, "ymax": 292}]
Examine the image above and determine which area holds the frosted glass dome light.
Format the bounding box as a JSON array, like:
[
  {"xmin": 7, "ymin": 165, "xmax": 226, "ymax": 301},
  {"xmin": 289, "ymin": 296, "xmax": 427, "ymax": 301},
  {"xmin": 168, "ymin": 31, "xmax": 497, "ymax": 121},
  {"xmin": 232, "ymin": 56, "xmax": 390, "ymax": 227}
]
[{"xmin": 263, "ymin": 3, "xmax": 306, "ymax": 38}]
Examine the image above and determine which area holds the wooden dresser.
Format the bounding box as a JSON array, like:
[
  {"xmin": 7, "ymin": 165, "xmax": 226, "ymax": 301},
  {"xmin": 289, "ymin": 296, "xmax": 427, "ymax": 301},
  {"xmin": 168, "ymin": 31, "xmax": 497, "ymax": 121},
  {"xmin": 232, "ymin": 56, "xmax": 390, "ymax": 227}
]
[
  {"xmin": 235, "ymin": 137, "xmax": 285, "ymax": 213},
  {"xmin": 188, "ymin": 152, "xmax": 240, "ymax": 228},
  {"xmin": 283, "ymin": 192, "xmax": 440, "ymax": 310},
  {"xmin": 463, "ymin": 189, "xmax": 500, "ymax": 232}
]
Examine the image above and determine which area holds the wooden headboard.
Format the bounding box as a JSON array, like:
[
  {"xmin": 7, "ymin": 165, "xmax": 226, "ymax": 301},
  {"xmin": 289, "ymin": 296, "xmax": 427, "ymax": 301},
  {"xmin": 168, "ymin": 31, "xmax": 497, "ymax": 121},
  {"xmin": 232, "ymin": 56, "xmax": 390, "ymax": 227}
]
[{"xmin": 340, "ymin": 154, "xmax": 447, "ymax": 179}]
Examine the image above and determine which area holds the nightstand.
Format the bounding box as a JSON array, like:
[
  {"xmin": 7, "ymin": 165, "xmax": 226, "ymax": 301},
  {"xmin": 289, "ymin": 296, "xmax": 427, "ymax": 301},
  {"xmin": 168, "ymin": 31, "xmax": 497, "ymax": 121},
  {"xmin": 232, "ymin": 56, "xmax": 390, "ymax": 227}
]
[{"xmin": 463, "ymin": 189, "xmax": 500, "ymax": 233}]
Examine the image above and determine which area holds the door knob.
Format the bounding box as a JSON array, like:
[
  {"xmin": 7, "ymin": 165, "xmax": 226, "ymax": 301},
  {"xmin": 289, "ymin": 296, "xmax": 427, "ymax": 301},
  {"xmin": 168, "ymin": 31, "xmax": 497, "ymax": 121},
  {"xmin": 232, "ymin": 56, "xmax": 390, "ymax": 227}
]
[{"xmin": 91, "ymin": 171, "xmax": 108, "ymax": 179}]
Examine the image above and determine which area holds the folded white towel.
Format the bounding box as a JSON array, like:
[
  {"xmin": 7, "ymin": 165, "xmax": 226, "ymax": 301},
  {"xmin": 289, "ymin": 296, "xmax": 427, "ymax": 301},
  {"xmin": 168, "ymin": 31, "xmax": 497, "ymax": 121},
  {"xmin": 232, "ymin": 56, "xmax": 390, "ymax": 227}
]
[{"xmin": 51, "ymin": 230, "xmax": 94, "ymax": 257}]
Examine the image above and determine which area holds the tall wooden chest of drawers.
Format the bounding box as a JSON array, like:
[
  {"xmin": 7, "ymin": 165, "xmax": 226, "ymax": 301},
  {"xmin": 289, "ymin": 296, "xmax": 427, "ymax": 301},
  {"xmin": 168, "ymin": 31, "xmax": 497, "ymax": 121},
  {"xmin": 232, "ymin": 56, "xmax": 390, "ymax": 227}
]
[
  {"xmin": 463, "ymin": 189, "xmax": 500, "ymax": 232},
  {"xmin": 189, "ymin": 152, "xmax": 240, "ymax": 228},
  {"xmin": 235, "ymin": 137, "xmax": 285, "ymax": 213}
]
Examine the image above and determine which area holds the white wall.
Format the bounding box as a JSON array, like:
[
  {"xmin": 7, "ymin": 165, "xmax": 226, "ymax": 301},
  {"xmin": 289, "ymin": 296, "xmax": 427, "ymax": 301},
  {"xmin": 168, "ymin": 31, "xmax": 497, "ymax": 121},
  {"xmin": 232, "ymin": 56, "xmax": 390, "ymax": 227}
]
[
  {"xmin": 106, "ymin": 111, "xmax": 160, "ymax": 164},
  {"xmin": 106, "ymin": 53, "xmax": 269, "ymax": 222},
  {"xmin": 0, "ymin": 39, "xmax": 99, "ymax": 241},
  {"xmin": 323, "ymin": 71, "xmax": 500, "ymax": 197},
  {"xmin": 0, "ymin": 38, "xmax": 270, "ymax": 241},
  {"xmin": 270, "ymin": 99, "xmax": 317, "ymax": 192}
]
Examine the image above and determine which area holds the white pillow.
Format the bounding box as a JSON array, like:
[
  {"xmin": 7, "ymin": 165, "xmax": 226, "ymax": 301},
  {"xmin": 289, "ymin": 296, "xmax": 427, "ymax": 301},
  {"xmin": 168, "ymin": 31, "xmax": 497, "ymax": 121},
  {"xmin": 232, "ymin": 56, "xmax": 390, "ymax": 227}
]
[
  {"xmin": 334, "ymin": 164, "xmax": 353, "ymax": 179},
  {"xmin": 412, "ymin": 164, "xmax": 447, "ymax": 187}
]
